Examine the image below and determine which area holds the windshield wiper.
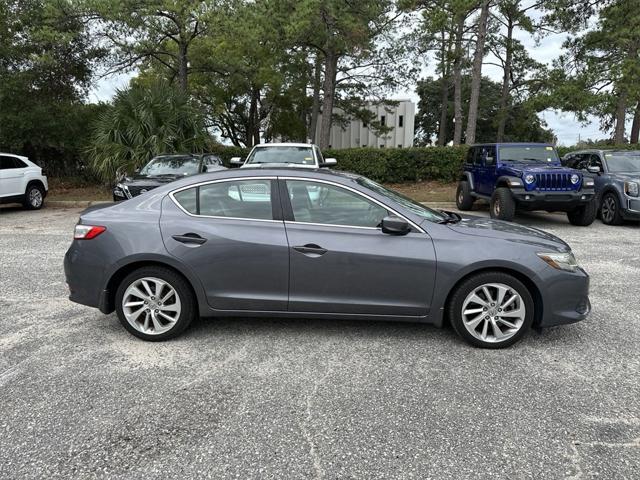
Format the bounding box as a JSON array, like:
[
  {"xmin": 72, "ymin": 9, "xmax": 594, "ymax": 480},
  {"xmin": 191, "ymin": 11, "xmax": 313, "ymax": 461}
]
[{"xmin": 437, "ymin": 210, "xmax": 462, "ymax": 224}]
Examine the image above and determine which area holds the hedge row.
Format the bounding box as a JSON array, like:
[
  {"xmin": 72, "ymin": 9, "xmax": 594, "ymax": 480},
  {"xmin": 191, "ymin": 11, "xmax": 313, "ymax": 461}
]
[{"xmin": 208, "ymin": 145, "xmax": 469, "ymax": 183}]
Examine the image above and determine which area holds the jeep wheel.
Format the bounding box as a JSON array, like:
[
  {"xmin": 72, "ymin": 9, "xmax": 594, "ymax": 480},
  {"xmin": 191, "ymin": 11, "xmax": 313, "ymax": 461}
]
[
  {"xmin": 456, "ymin": 181, "xmax": 475, "ymax": 211},
  {"xmin": 600, "ymin": 192, "xmax": 624, "ymax": 225},
  {"xmin": 490, "ymin": 187, "xmax": 516, "ymax": 221},
  {"xmin": 567, "ymin": 200, "xmax": 597, "ymax": 226}
]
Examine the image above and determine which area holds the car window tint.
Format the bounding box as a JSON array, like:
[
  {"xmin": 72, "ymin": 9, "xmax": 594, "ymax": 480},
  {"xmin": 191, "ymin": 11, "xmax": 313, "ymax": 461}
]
[
  {"xmin": 466, "ymin": 148, "xmax": 475, "ymax": 164},
  {"xmin": 174, "ymin": 188, "xmax": 198, "ymax": 214},
  {"xmin": 198, "ymin": 180, "xmax": 273, "ymax": 220},
  {"xmin": 286, "ymin": 180, "xmax": 388, "ymax": 228},
  {"xmin": 588, "ymin": 154, "xmax": 603, "ymax": 170},
  {"xmin": 0, "ymin": 156, "xmax": 23, "ymax": 169}
]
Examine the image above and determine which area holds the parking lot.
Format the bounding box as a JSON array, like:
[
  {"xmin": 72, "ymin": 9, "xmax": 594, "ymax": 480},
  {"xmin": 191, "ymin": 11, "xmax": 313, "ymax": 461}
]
[{"xmin": 1, "ymin": 205, "xmax": 639, "ymax": 479}]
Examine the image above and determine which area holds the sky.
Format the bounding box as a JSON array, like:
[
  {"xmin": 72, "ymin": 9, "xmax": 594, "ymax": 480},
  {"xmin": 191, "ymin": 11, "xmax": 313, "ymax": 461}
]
[{"xmin": 88, "ymin": 5, "xmax": 615, "ymax": 147}]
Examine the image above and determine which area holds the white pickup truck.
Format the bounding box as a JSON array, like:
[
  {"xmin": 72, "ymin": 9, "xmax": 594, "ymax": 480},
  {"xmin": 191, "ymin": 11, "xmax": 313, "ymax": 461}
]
[
  {"xmin": 0, "ymin": 153, "xmax": 48, "ymax": 209},
  {"xmin": 231, "ymin": 143, "xmax": 337, "ymax": 169}
]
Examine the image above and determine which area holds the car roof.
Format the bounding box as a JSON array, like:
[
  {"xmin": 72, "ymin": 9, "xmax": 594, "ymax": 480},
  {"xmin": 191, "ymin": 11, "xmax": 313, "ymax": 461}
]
[
  {"xmin": 471, "ymin": 142, "xmax": 553, "ymax": 147},
  {"xmin": 567, "ymin": 149, "xmax": 640, "ymax": 155},
  {"xmin": 252, "ymin": 143, "xmax": 316, "ymax": 148},
  {"xmin": 0, "ymin": 152, "xmax": 28, "ymax": 160}
]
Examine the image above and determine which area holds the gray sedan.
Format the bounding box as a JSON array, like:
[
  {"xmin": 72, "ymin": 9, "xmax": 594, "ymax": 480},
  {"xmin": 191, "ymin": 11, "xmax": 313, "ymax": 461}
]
[{"xmin": 64, "ymin": 168, "xmax": 591, "ymax": 348}]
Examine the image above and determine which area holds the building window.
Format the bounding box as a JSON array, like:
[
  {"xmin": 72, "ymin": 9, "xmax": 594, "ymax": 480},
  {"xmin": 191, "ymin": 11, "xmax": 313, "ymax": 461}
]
[
  {"xmin": 398, "ymin": 144, "xmax": 402, "ymax": 148},
  {"xmin": 399, "ymin": 115, "xmax": 404, "ymax": 127},
  {"xmin": 363, "ymin": 121, "xmax": 367, "ymax": 128},
  {"xmin": 380, "ymin": 115, "xmax": 386, "ymax": 126},
  {"xmin": 380, "ymin": 145, "xmax": 385, "ymax": 149}
]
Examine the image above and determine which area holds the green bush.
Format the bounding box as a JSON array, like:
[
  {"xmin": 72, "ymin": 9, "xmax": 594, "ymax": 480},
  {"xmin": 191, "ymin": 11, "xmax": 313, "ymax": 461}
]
[{"xmin": 212, "ymin": 145, "xmax": 468, "ymax": 183}]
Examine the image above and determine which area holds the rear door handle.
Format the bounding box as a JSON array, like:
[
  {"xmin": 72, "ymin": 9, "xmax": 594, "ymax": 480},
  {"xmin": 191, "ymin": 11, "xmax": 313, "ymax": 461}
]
[
  {"xmin": 293, "ymin": 244, "xmax": 327, "ymax": 256},
  {"xmin": 172, "ymin": 233, "xmax": 207, "ymax": 245}
]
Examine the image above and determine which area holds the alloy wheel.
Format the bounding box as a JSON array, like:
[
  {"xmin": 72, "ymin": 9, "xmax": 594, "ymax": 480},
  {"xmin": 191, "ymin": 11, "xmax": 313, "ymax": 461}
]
[
  {"xmin": 461, "ymin": 283, "xmax": 526, "ymax": 343},
  {"xmin": 122, "ymin": 277, "xmax": 182, "ymax": 335},
  {"xmin": 29, "ymin": 188, "xmax": 43, "ymax": 208},
  {"xmin": 601, "ymin": 196, "xmax": 616, "ymax": 223}
]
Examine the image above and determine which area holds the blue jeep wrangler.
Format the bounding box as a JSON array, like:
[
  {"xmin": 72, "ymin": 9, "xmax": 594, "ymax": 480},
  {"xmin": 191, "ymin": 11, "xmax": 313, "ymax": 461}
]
[{"xmin": 456, "ymin": 143, "xmax": 597, "ymax": 225}]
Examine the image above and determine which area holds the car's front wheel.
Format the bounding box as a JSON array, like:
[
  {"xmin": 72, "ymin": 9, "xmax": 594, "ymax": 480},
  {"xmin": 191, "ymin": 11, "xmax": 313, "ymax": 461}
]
[
  {"xmin": 600, "ymin": 192, "xmax": 624, "ymax": 225},
  {"xmin": 23, "ymin": 183, "xmax": 44, "ymax": 210},
  {"xmin": 490, "ymin": 187, "xmax": 516, "ymax": 221},
  {"xmin": 448, "ymin": 272, "xmax": 534, "ymax": 348},
  {"xmin": 115, "ymin": 266, "xmax": 196, "ymax": 341},
  {"xmin": 567, "ymin": 200, "xmax": 597, "ymax": 226}
]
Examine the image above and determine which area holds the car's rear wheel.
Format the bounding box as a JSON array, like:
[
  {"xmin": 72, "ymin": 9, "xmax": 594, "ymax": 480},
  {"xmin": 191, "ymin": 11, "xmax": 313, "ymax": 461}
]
[
  {"xmin": 448, "ymin": 272, "xmax": 534, "ymax": 349},
  {"xmin": 567, "ymin": 200, "xmax": 597, "ymax": 226},
  {"xmin": 600, "ymin": 192, "xmax": 624, "ymax": 225},
  {"xmin": 115, "ymin": 266, "xmax": 196, "ymax": 341},
  {"xmin": 23, "ymin": 183, "xmax": 44, "ymax": 210},
  {"xmin": 456, "ymin": 181, "xmax": 475, "ymax": 211},
  {"xmin": 490, "ymin": 187, "xmax": 516, "ymax": 221}
]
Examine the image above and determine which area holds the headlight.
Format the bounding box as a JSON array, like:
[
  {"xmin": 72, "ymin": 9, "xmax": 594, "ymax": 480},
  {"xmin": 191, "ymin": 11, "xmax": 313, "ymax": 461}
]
[
  {"xmin": 570, "ymin": 174, "xmax": 580, "ymax": 184},
  {"xmin": 625, "ymin": 181, "xmax": 639, "ymax": 197},
  {"xmin": 537, "ymin": 252, "xmax": 579, "ymax": 272},
  {"xmin": 524, "ymin": 174, "xmax": 535, "ymax": 184}
]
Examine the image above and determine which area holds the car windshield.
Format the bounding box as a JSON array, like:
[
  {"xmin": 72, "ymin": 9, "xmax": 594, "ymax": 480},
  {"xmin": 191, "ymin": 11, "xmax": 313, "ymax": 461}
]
[
  {"xmin": 140, "ymin": 156, "xmax": 200, "ymax": 176},
  {"xmin": 604, "ymin": 153, "xmax": 640, "ymax": 172},
  {"xmin": 246, "ymin": 146, "xmax": 315, "ymax": 165},
  {"xmin": 354, "ymin": 177, "xmax": 447, "ymax": 223},
  {"xmin": 499, "ymin": 146, "xmax": 559, "ymax": 164}
]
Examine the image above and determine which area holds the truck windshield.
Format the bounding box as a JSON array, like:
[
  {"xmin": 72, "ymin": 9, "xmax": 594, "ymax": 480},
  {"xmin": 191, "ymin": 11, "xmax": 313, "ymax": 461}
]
[
  {"xmin": 604, "ymin": 153, "xmax": 640, "ymax": 172},
  {"xmin": 499, "ymin": 146, "xmax": 559, "ymax": 164},
  {"xmin": 140, "ymin": 156, "xmax": 200, "ymax": 175},
  {"xmin": 246, "ymin": 147, "xmax": 315, "ymax": 165}
]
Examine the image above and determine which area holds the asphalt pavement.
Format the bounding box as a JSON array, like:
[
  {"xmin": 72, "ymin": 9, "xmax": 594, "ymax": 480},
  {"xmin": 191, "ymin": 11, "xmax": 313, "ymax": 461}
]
[{"xmin": 1, "ymin": 205, "xmax": 639, "ymax": 479}]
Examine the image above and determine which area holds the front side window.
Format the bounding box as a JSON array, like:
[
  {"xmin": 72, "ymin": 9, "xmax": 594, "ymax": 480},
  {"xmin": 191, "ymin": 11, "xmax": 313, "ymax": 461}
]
[
  {"xmin": 286, "ymin": 180, "xmax": 388, "ymax": 228},
  {"xmin": 173, "ymin": 180, "xmax": 273, "ymax": 220},
  {"xmin": 603, "ymin": 152, "xmax": 640, "ymax": 173},
  {"xmin": 245, "ymin": 147, "xmax": 315, "ymax": 166},
  {"xmin": 140, "ymin": 156, "xmax": 201, "ymax": 176}
]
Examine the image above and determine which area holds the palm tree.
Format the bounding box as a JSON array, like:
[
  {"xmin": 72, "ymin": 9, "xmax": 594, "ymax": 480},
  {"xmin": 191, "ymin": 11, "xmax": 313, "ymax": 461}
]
[{"xmin": 88, "ymin": 81, "xmax": 209, "ymax": 182}]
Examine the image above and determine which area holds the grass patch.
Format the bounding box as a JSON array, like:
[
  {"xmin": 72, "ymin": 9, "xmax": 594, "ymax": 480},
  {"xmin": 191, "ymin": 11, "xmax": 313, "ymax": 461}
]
[
  {"xmin": 385, "ymin": 181, "xmax": 456, "ymax": 203},
  {"xmin": 47, "ymin": 177, "xmax": 111, "ymax": 201}
]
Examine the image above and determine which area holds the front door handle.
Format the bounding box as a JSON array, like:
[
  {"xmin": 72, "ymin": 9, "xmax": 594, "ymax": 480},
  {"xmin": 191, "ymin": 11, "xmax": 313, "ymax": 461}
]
[
  {"xmin": 293, "ymin": 244, "xmax": 327, "ymax": 256},
  {"xmin": 172, "ymin": 233, "xmax": 207, "ymax": 245}
]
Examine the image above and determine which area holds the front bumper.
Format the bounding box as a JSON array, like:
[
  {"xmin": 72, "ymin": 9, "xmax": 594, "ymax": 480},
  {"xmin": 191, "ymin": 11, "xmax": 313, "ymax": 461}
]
[
  {"xmin": 512, "ymin": 188, "xmax": 595, "ymax": 212},
  {"xmin": 538, "ymin": 266, "xmax": 590, "ymax": 328},
  {"xmin": 622, "ymin": 197, "xmax": 640, "ymax": 220}
]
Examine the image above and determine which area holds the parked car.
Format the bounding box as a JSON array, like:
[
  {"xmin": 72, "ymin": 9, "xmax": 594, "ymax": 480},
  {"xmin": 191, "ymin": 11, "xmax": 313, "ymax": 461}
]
[
  {"xmin": 456, "ymin": 143, "xmax": 597, "ymax": 225},
  {"xmin": 113, "ymin": 154, "xmax": 224, "ymax": 201},
  {"xmin": 64, "ymin": 168, "xmax": 590, "ymax": 349},
  {"xmin": 562, "ymin": 150, "xmax": 640, "ymax": 225},
  {"xmin": 231, "ymin": 143, "xmax": 337, "ymax": 169},
  {"xmin": 0, "ymin": 153, "xmax": 48, "ymax": 210}
]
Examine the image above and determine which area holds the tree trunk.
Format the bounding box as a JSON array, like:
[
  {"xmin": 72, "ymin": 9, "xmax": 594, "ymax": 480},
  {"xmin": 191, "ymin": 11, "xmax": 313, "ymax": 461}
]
[
  {"xmin": 630, "ymin": 100, "xmax": 640, "ymax": 144},
  {"xmin": 310, "ymin": 55, "xmax": 323, "ymax": 143},
  {"xmin": 452, "ymin": 18, "xmax": 465, "ymax": 145},
  {"xmin": 319, "ymin": 50, "xmax": 338, "ymax": 149},
  {"xmin": 247, "ymin": 87, "xmax": 259, "ymax": 147},
  {"xmin": 437, "ymin": 29, "xmax": 449, "ymax": 146},
  {"xmin": 177, "ymin": 42, "xmax": 188, "ymax": 92},
  {"xmin": 496, "ymin": 20, "xmax": 514, "ymax": 142},
  {"xmin": 614, "ymin": 89, "xmax": 628, "ymax": 144},
  {"xmin": 464, "ymin": 1, "xmax": 491, "ymax": 145}
]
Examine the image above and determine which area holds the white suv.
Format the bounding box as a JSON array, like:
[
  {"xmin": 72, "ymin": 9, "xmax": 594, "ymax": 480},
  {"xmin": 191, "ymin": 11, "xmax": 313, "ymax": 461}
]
[
  {"xmin": 231, "ymin": 143, "xmax": 337, "ymax": 169},
  {"xmin": 0, "ymin": 153, "xmax": 48, "ymax": 209}
]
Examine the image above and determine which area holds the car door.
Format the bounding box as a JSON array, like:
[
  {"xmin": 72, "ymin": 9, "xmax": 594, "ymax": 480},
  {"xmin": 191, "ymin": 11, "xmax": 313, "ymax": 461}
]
[
  {"xmin": 280, "ymin": 178, "xmax": 437, "ymax": 317},
  {"xmin": 160, "ymin": 177, "xmax": 289, "ymax": 311},
  {"xmin": 0, "ymin": 156, "xmax": 27, "ymax": 197},
  {"xmin": 474, "ymin": 147, "xmax": 494, "ymax": 196}
]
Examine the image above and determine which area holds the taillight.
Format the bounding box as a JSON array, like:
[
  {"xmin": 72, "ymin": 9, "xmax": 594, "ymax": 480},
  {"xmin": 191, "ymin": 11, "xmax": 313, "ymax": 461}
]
[{"xmin": 74, "ymin": 225, "xmax": 106, "ymax": 240}]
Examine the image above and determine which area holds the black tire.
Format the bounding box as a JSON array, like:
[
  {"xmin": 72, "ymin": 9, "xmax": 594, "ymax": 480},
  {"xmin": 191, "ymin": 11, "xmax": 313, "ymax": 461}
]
[
  {"xmin": 600, "ymin": 192, "xmax": 624, "ymax": 225},
  {"xmin": 448, "ymin": 271, "xmax": 534, "ymax": 349},
  {"xmin": 115, "ymin": 266, "xmax": 196, "ymax": 341},
  {"xmin": 23, "ymin": 183, "xmax": 45, "ymax": 210},
  {"xmin": 456, "ymin": 181, "xmax": 475, "ymax": 211},
  {"xmin": 567, "ymin": 200, "xmax": 597, "ymax": 226},
  {"xmin": 490, "ymin": 187, "xmax": 516, "ymax": 221}
]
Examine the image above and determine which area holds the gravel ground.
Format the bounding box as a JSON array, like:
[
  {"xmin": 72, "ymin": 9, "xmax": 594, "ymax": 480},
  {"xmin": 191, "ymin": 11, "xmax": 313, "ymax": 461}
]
[{"xmin": 1, "ymin": 205, "xmax": 639, "ymax": 479}]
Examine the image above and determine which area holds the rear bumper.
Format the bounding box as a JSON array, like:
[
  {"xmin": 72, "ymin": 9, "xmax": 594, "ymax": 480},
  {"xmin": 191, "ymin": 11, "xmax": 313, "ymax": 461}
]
[
  {"xmin": 538, "ymin": 267, "xmax": 590, "ymax": 328},
  {"xmin": 512, "ymin": 189, "xmax": 595, "ymax": 212}
]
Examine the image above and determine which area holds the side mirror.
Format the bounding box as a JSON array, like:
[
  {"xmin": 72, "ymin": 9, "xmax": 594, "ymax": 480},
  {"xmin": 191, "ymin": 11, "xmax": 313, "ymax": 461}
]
[
  {"xmin": 381, "ymin": 215, "xmax": 411, "ymax": 235},
  {"xmin": 321, "ymin": 158, "xmax": 337, "ymax": 167},
  {"xmin": 587, "ymin": 165, "xmax": 601, "ymax": 174},
  {"xmin": 230, "ymin": 157, "xmax": 243, "ymax": 167}
]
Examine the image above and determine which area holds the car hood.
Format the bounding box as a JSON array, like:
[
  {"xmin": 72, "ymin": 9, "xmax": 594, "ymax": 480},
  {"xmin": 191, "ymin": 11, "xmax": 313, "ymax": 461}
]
[
  {"xmin": 499, "ymin": 164, "xmax": 571, "ymax": 176},
  {"xmin": 121, "ymin": 174, "xmax": 187, "ymax": 185},
  {"xmin": 442, "ymin": 215, "xmax": 570, "ymax": 251},
  {"xmin": 608, "ymin": 172, "xmax": 640, "ymax": 182},
  {"xmin": 241, "ymin": 163, "xmax": 316, "ymax": 169}
]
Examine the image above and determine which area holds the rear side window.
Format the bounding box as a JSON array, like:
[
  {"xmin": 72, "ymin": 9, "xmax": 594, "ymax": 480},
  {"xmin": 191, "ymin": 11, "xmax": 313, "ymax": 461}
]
[
  {"xmin": 0, "ymin": 156, "xmax": 26, "ymax": 169},
  {"xmin": 173, "ymin": 180, "xmax": 274, "ymax": 220}
]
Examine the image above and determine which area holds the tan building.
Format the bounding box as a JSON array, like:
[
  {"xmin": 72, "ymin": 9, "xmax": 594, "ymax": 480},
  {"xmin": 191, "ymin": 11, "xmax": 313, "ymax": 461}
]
[{"xmin": 315, "ymin": 100, "xmax": 415, "ymax": 149}]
